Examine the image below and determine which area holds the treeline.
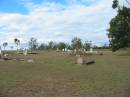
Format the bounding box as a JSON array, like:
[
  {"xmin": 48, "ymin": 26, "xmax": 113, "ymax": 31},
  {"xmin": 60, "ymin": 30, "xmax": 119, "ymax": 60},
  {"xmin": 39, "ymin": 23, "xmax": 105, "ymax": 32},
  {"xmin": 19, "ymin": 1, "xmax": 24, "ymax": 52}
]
[
  {"xmin": 0, "ymin": 37, "xmax": 109, "ymax": 51},
  {"xmin": 29, "ymin": 37, "xmax": 91, "ymax": 51},
  {"xmin": 29, "ymin": 37, "xmax": 109, "ymax": 51}
]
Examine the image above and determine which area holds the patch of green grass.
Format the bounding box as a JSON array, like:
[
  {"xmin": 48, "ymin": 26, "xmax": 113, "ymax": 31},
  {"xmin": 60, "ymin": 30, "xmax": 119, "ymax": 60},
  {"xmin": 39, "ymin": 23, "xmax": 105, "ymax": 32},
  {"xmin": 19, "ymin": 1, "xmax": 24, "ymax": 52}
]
[{"xmin": 0, "ymin": 50, "xmax": 130, "ymax": 97}]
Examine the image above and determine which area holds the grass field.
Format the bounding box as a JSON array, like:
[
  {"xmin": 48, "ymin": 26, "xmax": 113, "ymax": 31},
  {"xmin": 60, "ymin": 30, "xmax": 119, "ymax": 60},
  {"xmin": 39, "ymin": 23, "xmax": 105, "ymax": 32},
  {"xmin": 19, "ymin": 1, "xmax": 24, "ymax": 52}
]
[{"xmin": 0, "ymin": 50, "xmax": 130, "ymax": 97}]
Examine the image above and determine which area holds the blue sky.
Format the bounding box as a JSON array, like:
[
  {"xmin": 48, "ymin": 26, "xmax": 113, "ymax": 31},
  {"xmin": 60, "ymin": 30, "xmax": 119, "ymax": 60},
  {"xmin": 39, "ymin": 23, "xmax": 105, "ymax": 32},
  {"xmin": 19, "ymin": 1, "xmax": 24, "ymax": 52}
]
[
  {"xmin": 0, "ymin": 0, "xmax": 28, "ymax": 14},
  {"xmin": 0, "ymin": 0, "xmax": 117, "ymax": 47},
  {"xmin": 0, "ymin": 0, "xmax": 96, "ymax": 13}
]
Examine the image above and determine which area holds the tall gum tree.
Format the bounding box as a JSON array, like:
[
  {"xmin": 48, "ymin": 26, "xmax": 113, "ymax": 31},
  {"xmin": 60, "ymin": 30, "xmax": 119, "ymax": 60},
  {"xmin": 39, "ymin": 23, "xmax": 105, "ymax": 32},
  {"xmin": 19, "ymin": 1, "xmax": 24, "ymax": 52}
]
[{"xmin": 108, "ymin": 0, "xmax": 130, "ymax": 52}]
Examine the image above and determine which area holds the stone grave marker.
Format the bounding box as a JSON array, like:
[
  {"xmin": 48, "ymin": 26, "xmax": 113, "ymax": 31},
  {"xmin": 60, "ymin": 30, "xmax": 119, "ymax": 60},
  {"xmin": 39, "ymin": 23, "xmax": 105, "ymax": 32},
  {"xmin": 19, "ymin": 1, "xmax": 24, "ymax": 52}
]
[
  {"xmin": 90, "ymin": 47, "xmax": 93, "ymax": 53},
  {"xmin": 77, "ymin": 55, "xmax": 84, "ymax": 64},
  {"xmin": 23, "ymin": 49, "xmax": 28, "ymax": 56}
]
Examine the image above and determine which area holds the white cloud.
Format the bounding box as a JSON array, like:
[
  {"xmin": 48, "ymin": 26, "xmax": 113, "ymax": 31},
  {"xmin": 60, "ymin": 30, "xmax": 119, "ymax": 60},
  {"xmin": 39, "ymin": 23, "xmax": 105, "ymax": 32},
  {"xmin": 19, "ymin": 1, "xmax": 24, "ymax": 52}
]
[{"xmin": 0, "ymin": 0, "xmax": 117, "ymax": 46}]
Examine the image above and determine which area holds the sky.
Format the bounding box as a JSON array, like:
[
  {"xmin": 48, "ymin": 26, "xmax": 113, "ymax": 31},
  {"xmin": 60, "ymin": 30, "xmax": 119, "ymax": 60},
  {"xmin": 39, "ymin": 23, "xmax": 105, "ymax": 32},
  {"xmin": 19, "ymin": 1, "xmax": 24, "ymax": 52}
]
[{"xmin": 0, "ymin": 0, "xmax": 118, "ymax": 48}]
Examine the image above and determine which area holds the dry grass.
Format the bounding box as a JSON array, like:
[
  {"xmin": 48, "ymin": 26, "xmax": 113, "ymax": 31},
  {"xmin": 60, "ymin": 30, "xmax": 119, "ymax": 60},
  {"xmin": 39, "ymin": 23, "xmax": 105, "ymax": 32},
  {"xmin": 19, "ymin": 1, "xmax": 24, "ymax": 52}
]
[{"xmin": 0, "ymin": 50, "xmax": 130, "ymax": 97}]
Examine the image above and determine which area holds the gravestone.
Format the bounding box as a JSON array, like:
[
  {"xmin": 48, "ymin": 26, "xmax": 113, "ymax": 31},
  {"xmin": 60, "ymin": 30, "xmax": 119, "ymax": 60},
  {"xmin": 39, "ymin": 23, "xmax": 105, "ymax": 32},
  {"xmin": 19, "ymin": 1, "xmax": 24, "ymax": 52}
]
[
  {"xmin": 62, "ymin": 49, "xmax": 66, "ymax": 52},
  {"xmin": 23, "ymin": 49, "xmax": 28, "ymax": 56},
  {"xmin": 77, "ymin": 55, "xmax": 84, "ymax": 64},
  {"xmin": 65, "ymin": 48, "xmax": 67, "ymax": 52},
  {"xmin": 90, "ymin": 47, "xmax": 93, "ymax": 53},
  {"xmin": 56, "ymin": 48, "xmax": 59, "ymax": 52}
]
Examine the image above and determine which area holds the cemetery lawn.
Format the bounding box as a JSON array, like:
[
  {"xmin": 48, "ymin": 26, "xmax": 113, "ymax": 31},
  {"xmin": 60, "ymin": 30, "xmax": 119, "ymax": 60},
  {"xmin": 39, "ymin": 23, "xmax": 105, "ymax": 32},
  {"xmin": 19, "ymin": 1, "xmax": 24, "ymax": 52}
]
[{"xmin": 0, "ymin": 50, "xmax": 130, "ymax": 97}]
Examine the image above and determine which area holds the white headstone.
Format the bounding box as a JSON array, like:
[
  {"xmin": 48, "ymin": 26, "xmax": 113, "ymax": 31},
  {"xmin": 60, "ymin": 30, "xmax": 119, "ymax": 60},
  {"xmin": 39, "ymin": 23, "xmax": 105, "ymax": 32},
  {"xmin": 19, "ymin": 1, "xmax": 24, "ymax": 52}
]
[
  {"xmin": 56, "ymin": 48, "xmax": 59, "ymax": 52},
  {"xmin": 90, "ymin": 48, "xmax": 93, "ymax": 53},
  {"xmin": 23, "ymin": 49, "xmax": 28, "ymax": 56},
  {"xmin": 65, "ymin": 48, "xmax": 67, "ymax": 52}
]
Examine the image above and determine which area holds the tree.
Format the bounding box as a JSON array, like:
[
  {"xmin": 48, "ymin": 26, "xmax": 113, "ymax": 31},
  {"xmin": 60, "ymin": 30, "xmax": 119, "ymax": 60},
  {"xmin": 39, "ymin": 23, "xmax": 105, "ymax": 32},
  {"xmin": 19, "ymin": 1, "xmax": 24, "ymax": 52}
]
[
  {"xmin": 71, "ymin": 37, "xmax": 82, "ymax": 50},
  {"xmin": 112, "ymin": 0, "xmax": 130, "ymax": 9},
  {"xmin": 14, "ymin": 38, "xmax": 20, "ymax": 53},
  {"xmin": 83, "ymin": 41, "xmax": 91, "ymax": 50},
  {"xmin": 48, "ymin": 41, "xmax": 57, "ymax": 50},
  {"xmin": 28, "ymin": 37, "xmax": 38, "ymax": 52},
  {"xmin": 3, "ymin": 42, "xmax": 8, "ymax": 50},
  {"xmin": 108, "ymin": 1, "xmax": 130, "ymax": 52},
  {"xmin": 57, "ymin": 42, "xmax": 67, "ymax": 50},
  {"xmin": 112, "ymin": 0, "xmax": 119, "ymax": 9},
  {"xmin": 38, "ymin": 43, "xmax": 47, "ymax": 50}
]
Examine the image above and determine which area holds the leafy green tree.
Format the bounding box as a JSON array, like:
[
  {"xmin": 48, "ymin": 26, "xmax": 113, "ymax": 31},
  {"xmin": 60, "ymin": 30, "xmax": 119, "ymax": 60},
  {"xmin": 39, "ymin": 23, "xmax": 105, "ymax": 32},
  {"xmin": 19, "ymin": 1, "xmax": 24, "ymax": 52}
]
[
  {"xmin": 83, "ymin": 41, "xmax": 91, "ymax": 50},
  {"xmin": 108, "ymin": 0, "xmax": 130, "ymax": 52},
  {"xmin": 38, "ymin": 43, "xmax": 47, "ymax": 50},
  {"xmin": 57, "ymin": 42, "xmax": 67, "ymax": 50},
  {"xmin": 71, "ymin": 37, "xmax": 82, "ymax": 50},
  {"xmin": 48, "ymin": 41, "xmax": 57, "ymax": 50}
]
